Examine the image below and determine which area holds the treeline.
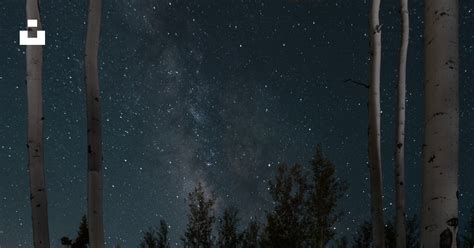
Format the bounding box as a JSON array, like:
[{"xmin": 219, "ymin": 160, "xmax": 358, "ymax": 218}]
[{"xmin": 61, "ymin": 147, "xmax": 474, "ymax": 248}]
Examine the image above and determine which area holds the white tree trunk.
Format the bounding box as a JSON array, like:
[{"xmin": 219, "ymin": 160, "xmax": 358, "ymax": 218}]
[
  {"xmin": 421, "ymin": 0, "xmax": 459, "ymax": 247},
  {"xmin": 368, "ymin": 0, "xmax": 385, "ymax": 247},
  {"xmin": 395, "ymin": 0, "xmax": 409, "ymax": 247},
  {"xmin": 85, "ymin": 0, "xmax": 104, "ymax": 247},
  {"xmin": 26, "ymin": 0, "xmax": 50, "ymax": 247}
]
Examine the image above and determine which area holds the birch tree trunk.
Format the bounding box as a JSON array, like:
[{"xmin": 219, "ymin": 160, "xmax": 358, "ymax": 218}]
[
  {"xmin": 26, "ymin": 0, "xmax": 50, "ymax": 247},
  {"xmin": 85, "ymin": 0, "xmax": 104, "ymax": 247},
  {"xmin": 368, "ymin": 0, "xmax": 385, "ymax": 246},
  {"xmin": 395, "ymin": 0, "xmax": 409, "ymax": 247},
  {"xmin": 421, "ymin": 0, "xmax": 459, "ymax": 247}
]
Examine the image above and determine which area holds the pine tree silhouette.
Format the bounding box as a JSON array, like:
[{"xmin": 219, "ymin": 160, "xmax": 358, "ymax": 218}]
[
  {"xmin": 139, "ymin": 219, "xmax": 169, "ymax": 248},
  {"xmin": 352, "ymin": 221, "xmax": 372, "ymax": 248},
  {"xmin": 182, "ymin": 182, "xmax": 216, "ymax": 248},
  {"xmin": 157, "ymin": 220, "xmax": 170, "ymax": 248},
  {"xmin": 61, "ymin": 215, "xmax": 89, "ymax": 248},
  {"xmin": 139, "ymin": 227, "xmax": 158, "ymax": 248},
  {"xmin": 352, "ymin": 215, "xmax": 419, "ymax": 248},
  {"xmin": 306, "ymin": 145, "xmax": 348, "ymax": 247},
  {"xmin": 217, "ymin": 207, "xmax": 241, "ymax": 248},
  {"xmin": 241, "ymin": 220, "xmax": 260, "ymax": 248},
  {"xmin": 260, "ymin": 164, "xmax": 308, "ymax": 248}
]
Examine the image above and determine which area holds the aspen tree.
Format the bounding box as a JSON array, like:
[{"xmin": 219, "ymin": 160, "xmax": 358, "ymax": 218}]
[
  {"xmin": 85, "ymin": 0, "xmax": 104, "ymax": 246},
  {"xmin": 421, "ymin": 0, "xmax": 459, "ymax": 246},
  {"xmin": 26, "ymin": 0, "xmax": 50, "ymax": 246}
]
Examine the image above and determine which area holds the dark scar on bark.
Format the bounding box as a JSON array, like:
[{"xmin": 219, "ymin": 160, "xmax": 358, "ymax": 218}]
[
  {"xmin": 428, "ymin": 155, "xmax": 436, "ymax": 163},
  {"xmin": 440, "ymin": 228, "xmax": 452, "ymax": 248},
  {"xmin": 447, "ymin": 218, "xmax": 458, "ymax": 227}
]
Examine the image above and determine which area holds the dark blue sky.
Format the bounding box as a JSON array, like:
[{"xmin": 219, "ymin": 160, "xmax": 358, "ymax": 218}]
[{"xmin": 0, "ymin": 0, "xmax": 473, "ymax": 247}]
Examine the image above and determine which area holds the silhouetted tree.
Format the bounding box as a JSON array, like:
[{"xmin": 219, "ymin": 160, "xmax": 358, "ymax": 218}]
[
  {"xmin": 260, "ymin": 164, "xmax": 308, "ymax": 248},
  {"xmin": 241, "ymin": 220, "xmax": 260, "ymax": 248},
  {"xmin": 384, "ymin": 220, "xmax": 396, "ymax": 248},
  {"xmin": 352, "ymin": 221, "xmax": 372, "ymax": 248},
  {"xmin": 139, "ymin": 219, "xmax": 169, "ymax": 248},
  {"xmin": 352, "ymin": 215, "xmax": 420, "ymax": 248},
  {"xmin": 306, "ymin": 145, "xmax": 348, "ymax": 247},
  {"xmin": 139, "ymin": 228, "xmax": 158, "ymax": 248},
  {"xmin": 157, "ymin": 220, "xmax": 170, "ymax": 248},
  {"xmin": 217, "ymin": 207, "xmax": 241, "ymax": 248},
  {"xmin": 182, "ymin": 182, "xmax": 216, "ymax": 248},
  {"xmin": 61, "ymin": 215, "xmax": 89, "ymax": 248},
  {"xmin": 76, "ymin": 215, "xmax": 89, "ymax": 247},
  {"xmin": 462, "ymin": 207, "xmax": 474, "ymax": 248},
  {"xmin": 61, "ymin": 237, "xmax": 73, "ymax": 247},
  {"xmin": 335, "ymin": 237, "xmax": 348, "ymax": 248}
]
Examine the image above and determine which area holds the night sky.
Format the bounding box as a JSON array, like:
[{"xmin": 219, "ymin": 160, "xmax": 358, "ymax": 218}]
[{"xmin": 0, "ymin": 0, "xmax": 473, "ymax": 247}]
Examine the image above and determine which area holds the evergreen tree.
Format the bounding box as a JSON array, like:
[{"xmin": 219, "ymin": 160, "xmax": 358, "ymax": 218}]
[
  {"xmin": 462, "ymin": 207, "xmax": 474, "ymax": 248},
  {"xmin": 384, "ymin": 219, "xmax": 396, "ymax": 248},
  {"xmin": 352, "ymin": 215, "xmax": 420, "ymax": 248},
  {"xmin": 352, "ymin": 221, "xmax": 372, "ymax": 248},
  {"xmin": 61, "ymin": 215, "xmax": 89, "ymax": 248},
  {"xmin": 157, "ymin": 220, "xmax": 170, "ymax": 248},
  {"xmin": 241, "ymin": 220, "xmax": 260, "ymax": 248},
  {"xmin": 139, "ymin": 219, "xmax": 169, "ymax": 248},
  {"xmin": 306, "ymin": 145, "xmax": 348, "ymax": 247},
  {"xmin": 139, "ymin": 228, "xmax": 158, "ymax": 248},
  {"xmin": 182, "ymin": 182, "xmax": 216, "ymax": 248},
  {"xmin": 61, "ymin": 237, "xmax": 73, "ymax": 247},
  {"xmin": 260, "ymin": 164, "xmax": 308, "ymax": 248},
  {"xmin": 335, "ymin": 236, "xmax": 348, "ymax": 248},
  {"xmin": 75, "ymin": 215, "xmax": 89, "ymax": 247},
  {"xmin": 217, "ymin": 207, "xmax": 240, "ymax": 248}
]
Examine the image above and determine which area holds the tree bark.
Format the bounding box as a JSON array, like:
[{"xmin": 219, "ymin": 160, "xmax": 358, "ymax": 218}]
[
  {"xmin": 26, "ymin": 0, "xmax": 50, "ymax": 247},
  {"xmin": 85, "ymin": 0, "xmax": 104, "ymax": 247},
  {"xmin": 368, "ymin": 0, "xmax": 385, "ymax": 247},
  {"xmin": 395, "ymin": 0, "xmax": 409, "ymax": 247},
  {"xmin": 421, "ymin": 0, "xmax": 459, "ymax": 247}
]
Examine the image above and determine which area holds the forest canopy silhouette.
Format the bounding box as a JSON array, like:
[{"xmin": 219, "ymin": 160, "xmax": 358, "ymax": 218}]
[{"xmin": 60, "ymin": 147, "xmax": 474, "ymax": 247}]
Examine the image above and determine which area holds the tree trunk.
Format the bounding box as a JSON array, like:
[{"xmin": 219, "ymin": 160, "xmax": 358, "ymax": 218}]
[
  {"xmin": 368, "ymin": 0, "xmax": 385, "ymax": 247},
  {"xmin": 85, "ymin": 0, "xmax": 104, "ymax": 247},
  {"xmin": 395, "ymin": 0, "xmax": 409, "ymax": 247},
  {"xmin": 421, "ymin": 0, "xmax": 459, "ymax": 247},
  {"xmin": 26, "ymin": 0, "xmax": 50, "ymax": 247}
]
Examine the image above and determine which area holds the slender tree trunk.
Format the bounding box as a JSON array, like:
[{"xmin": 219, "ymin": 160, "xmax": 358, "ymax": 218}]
[
  {"xmin": 395, "ymin": 0, "xmax": 409, "ymax": 247},
  {"xmin": 26, "ymin": 0, "xmax": 50, "ymax": 247},
  {"xmin": 421, "ymin": 0, "xmax": 459, "ymax": 247},
  {"xmin": 368, "ymin": 0, "xmax": 385, "ymax": 246},
  {"xmin": 85, "ymin": 0, "xmax": 104, "ymax": 247}
]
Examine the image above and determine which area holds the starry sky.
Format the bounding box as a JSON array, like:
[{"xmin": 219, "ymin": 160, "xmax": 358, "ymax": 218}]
[{"xmin": 0, "ymin": 0, "xmax": 473, "ymax": 247}]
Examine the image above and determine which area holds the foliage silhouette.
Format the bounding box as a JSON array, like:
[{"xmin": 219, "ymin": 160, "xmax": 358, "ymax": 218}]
[
  {"xmin": 260, "ymin": 163, "xmax": 308, "ymax": 248},
  {"xmin": 139, "ymin": 219, "xmax": 170, "ymax": 248},
  {"xmin": 306, "ymin": 145, "xmax": 348, "ymax": 247},
  {"xmin": 182, "ymin": 182, "xmax": 216, "ymax": 248},
  {"xmin": 217, "ymin": 207, "xmax": 241, "ymax": 248},
  {"xmin": 60, "ymin": 215, "xmax": 89, "ymax": 248}
]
